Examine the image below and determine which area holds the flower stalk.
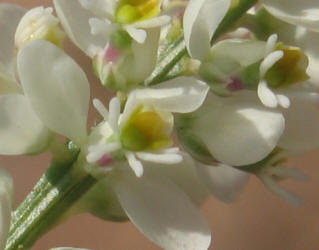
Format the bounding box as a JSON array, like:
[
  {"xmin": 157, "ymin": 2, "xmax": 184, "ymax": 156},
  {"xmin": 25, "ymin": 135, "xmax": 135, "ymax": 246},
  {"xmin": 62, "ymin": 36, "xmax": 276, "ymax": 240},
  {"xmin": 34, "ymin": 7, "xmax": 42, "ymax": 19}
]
[{"xmin": 5, "ymin": 143, "xmax": 97, "ymax": 250}]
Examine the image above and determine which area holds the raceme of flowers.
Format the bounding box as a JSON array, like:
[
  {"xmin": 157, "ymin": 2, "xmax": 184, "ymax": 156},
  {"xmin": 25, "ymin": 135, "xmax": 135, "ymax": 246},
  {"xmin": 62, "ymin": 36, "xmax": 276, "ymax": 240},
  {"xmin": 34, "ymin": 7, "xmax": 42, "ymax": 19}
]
[{"xmin": 0, "ymin": 0, "xmax": 319, "ymax": 249}]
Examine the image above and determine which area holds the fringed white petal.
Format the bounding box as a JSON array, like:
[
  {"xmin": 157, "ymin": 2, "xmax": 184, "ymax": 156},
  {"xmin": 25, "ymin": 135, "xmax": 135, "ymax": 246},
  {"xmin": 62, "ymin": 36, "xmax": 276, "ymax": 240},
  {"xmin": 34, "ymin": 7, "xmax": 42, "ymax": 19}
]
[
  {"xmin": 125, "ymin": 151, "xmax": 144, "ymax": 177},
  {"xmin": 136, "ymin": 152, "xmax": 183, "ymax": 164}
]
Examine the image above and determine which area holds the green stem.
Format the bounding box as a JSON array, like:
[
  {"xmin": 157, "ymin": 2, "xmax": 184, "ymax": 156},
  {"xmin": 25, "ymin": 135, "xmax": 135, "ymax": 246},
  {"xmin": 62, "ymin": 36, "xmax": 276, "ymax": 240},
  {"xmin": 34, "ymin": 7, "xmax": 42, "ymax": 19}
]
[
  {"xmin": 6, "ymin": 144, "xmax": 97, "ymax": 250},
  {"xmin": 144, "ymin": 0, "xmax": 258, "ymax": 86}
]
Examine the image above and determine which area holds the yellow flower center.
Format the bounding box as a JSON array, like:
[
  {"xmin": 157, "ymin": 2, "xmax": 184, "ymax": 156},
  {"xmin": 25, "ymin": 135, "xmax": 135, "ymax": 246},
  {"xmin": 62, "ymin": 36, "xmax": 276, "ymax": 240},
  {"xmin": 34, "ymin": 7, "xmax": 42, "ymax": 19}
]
[
  {"xmin": 266, "ymin": 44, "xmax": 310, "ymax": 88},
  {"xmin": 120, "ymin": 105, "xmax": 173, "ymax": 151},
  {"xmin": 116, "ymin": 0, "xmax": 160, "ymax": 24}
]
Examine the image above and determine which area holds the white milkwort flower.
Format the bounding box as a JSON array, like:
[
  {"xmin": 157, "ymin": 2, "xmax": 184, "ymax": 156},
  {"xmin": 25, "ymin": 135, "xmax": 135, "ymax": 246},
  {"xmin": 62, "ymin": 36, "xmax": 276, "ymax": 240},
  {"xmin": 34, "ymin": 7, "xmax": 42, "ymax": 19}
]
[
  {"xmin": 181, "ymin": 0, "xmax": 319, "ymax": 204},
  {"xmin": 250, "ymin": 6, "xmax": 319, "ymax": 88},
  {"xmin": 177, "ymin": 90, "xmax": 285, "ymax": 167},
  {"xmin": 87, "ymin": 76, "xmax": 209, "ymax": 177},
  {"xmin": 53, "ymin": 0, "xmax": 164, "ymax": 91},
  {"xmin": 0, "ymin": 3, "xmax": 52, "ymax": 155},
  {"xmin": 53, "ymin": 0, "xmax": 171, "ymax": 50},
  {"xmin": 92, "ymin": 27, "xmax": 160, "ymax": 91},
  {"xmin": 17, "ymin": 39, "xmax": 212, "ymax": 250}
]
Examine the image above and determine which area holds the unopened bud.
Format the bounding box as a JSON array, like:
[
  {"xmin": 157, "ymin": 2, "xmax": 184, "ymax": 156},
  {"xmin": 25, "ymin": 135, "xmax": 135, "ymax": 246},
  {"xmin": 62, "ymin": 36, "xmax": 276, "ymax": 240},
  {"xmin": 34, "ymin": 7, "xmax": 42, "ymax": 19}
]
[{"xmin": 15, "ymin": 7, "xmax": 65, "ymax": 50}]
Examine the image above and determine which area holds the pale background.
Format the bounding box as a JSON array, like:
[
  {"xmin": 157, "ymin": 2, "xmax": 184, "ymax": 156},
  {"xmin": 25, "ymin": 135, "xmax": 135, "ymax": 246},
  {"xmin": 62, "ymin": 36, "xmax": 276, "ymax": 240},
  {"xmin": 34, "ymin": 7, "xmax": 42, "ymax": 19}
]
[{"xmin": 1, "ymin": 1, "xmax": 319, "ymax": 249}]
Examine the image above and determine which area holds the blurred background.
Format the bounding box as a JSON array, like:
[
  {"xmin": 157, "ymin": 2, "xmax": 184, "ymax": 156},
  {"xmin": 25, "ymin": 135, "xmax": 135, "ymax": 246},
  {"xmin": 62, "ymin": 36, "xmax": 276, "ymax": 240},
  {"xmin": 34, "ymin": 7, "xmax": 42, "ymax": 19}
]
[{"xmin": 1, "ymin": 1, "xmax": 319, "ymax": 249}]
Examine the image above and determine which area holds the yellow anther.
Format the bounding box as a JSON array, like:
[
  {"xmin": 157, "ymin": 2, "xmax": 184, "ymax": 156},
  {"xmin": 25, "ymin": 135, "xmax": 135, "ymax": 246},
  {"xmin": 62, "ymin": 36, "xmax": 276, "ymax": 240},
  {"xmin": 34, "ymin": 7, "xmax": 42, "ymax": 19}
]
[
  {"xmin": 120, "ymin": 105, "xmax": 173, "ymax": 151},
  {"xmin": 116, "ymin": 0, "xmax": 160, "ymax": 24}
]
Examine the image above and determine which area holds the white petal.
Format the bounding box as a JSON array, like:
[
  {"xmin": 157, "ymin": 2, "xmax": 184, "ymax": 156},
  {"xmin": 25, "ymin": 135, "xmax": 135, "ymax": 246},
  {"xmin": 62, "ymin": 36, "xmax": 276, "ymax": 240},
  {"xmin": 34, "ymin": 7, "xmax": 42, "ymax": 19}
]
[
  {"xmin": 86, "ymin": 142, "xmax": 121, "ymax": 163},
  {"xmin": 93, "ymin": 98, "xmax": 109, "ymax": 120},
  {"xmin": 196, "ymin": 163, "xmax": 249, "ymax": 203},
  {"xmin": 125, "ymin": 26, "xmax": 147, "ymax": 44},
  {"xmin": 0, "ymin": 69, "xmax": 22, "ymax": 95},
  {"xmin": 194, "ymin": 91, "xmax": 285, "ymax": 166},
  {"xmin": 0, "ymin": 169, "xmax": 13, "ymax": 250},
  {"xmin": 0, "ymin": 94, "xmax": 51, "ymax": 155},
  {"xmin": 17, "ymin": 40, "xmax": 90, "ymax": 146},
  {"xmin": 136, "ymin": 152, "xmax": 183, "ymax": 164},
  {"xmin": 293, "ymin": 29, "xmax": 319, "ymax": 86},
  {"xmin": 257, "ymin": 80, "xmax": 278, "ymax": 108},
  {"xmin": 108, "ymin": 97, "xmax": 121, "ymax": 133},
  {"xmin": 79, "ymin": 0, "xmax": 115, "ymax": 18},
  {"xmin": 133, "ymin": 15, "xmax": 171, "ymax": 29},
  {"xmin": 132, "ymin": 77, "xmax": 209, "ymax": 113},
  {"xmin": 143, "ymin": 153, "xmax": 210, "ymax": 205},
  {"xmin": 125, "ymin": 151, "xmax": 144, "ymax": 177},
  {"xmin": 210, "ymin": 39, "xmax": 267, "ymax": 67},
  {"xmin": 0, "ymin": 4, "xmax": 26, "ymax": 74},
  {"xmin": 53, "ymin": 0, "xmax": 107, "ymax": 57},
  {"xmin": 261, "ymin": 0, "xmax": 319, "ymax": 32},
  {"xmin": 89, "ymin": 18, "xmax": 113, "ymax": 37},
  {"xmin": 260, "ymin": 50, "xmax": 284, "ymax": 78},
  {"xmin": 128, "ymin": 28, "xmax": 160, "ymax": 85},
  {"xmin": 113, "ymin": 173, "xmax": 211, "ymax": 250},
  {"xmin": 183, "ymin": 0, "xmax": 231, "ymax": 60},
  {"xmin": 276, "ymin": 94, "xmax": 290, "ymax": 108},
  {"xmin": 278, "ymin": 88, "xmax": 319, "ymax": 152},
  {"xmin": 265, "ymin": 34, "xmax": 278, "ymax": 55}
]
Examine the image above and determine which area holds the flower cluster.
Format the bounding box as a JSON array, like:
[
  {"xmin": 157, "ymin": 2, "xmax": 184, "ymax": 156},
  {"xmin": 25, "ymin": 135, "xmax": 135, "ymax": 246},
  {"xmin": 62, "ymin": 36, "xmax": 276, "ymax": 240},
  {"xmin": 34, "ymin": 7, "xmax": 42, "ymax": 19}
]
[{"xmin": 0, "ymin": 0, "xmax": 319, "ymax": 249}]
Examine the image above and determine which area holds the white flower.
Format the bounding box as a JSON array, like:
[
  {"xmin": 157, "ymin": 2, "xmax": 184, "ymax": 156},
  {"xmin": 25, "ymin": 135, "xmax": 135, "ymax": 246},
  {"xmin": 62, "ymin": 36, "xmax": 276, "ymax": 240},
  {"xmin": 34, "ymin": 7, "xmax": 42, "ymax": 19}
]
[
  {"xmin": 87, "ymin": 76, "xmax": 209, "ymax": 177},
  {"xmin": 183, "ymin": 0, "xmax": 231, "ymax": 61},
  {"xmin": 178, "ymin": 90, "xmax": 285, "ymax": 166},
  {"xmin": 0, "ymin": 3, "xmax": 51, "ymax": 155},
  {"xmin": 53, "ymin": 0, "xmax": 171, "ymax": 57},
  {"xmin": 182, "ymin": 0, "xmax": 319, "ymax": 154},
  {"xmin": 17, "ymin": 39, "xmax": 211, "ymax": 250},
  {"xmin": 92, "ymin": 28, "xmax": 160, "ymax": 91},
  {"xmin": 53, "ymin": 0, "xmax": 167, "ymax": 91},
  {"xmin": 251, "ymin": 7, "xmax": 319, "ymax": 88}
]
